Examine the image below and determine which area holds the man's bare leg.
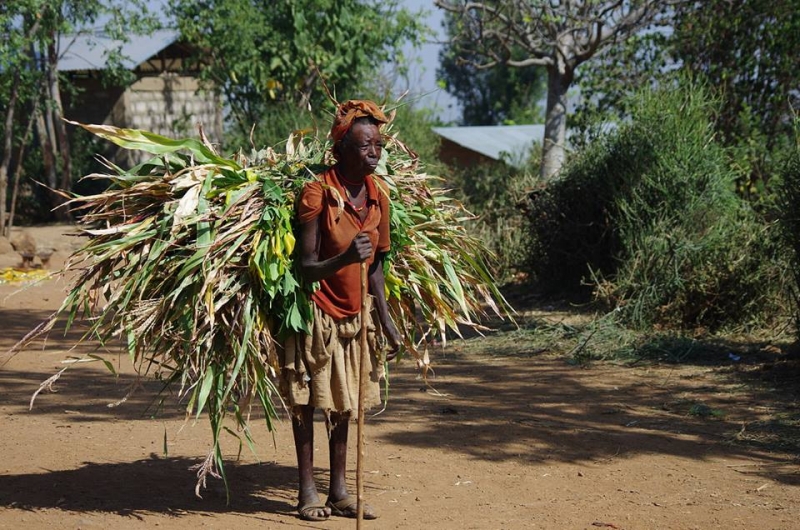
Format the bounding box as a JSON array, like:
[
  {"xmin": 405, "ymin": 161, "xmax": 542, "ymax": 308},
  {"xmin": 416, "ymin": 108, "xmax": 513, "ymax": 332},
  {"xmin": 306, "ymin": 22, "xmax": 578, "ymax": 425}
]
[
  {"xmin": 292, "ymin": 405, "xmax": 330, "ymax": 520},
  {"xmin": 327, "ymin": 411, "xmax": 377, "ymax": 519}
]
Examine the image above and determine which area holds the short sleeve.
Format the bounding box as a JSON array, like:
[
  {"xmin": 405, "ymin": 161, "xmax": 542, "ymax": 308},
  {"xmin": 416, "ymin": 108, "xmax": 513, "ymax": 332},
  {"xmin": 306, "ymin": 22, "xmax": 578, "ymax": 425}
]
[{"xmin": 298, "ymin": 181, "xmax": 324, "ymax": 224}]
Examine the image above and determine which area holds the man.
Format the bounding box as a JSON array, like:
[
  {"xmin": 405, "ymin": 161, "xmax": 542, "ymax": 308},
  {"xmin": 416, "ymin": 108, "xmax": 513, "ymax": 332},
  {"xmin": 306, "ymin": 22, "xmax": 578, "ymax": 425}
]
[{"xmin": 279, "ymin": 100, "xmax": 402, "ymax": 521}]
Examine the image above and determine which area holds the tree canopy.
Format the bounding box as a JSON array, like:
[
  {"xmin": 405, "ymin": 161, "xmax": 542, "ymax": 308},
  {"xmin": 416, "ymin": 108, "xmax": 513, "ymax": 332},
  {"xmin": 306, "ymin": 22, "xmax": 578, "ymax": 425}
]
[
  {"xmin": 170, "ymin": 0, "xmax": 427, "ymax": 143},
  {"xmin": 436, "ymin": 0, "xmax": 670, "ymax": 179},
  {"xmin": 673, "ymin": 0, "xmax": 800, "ymax": 147},
  {"xmin": 575, "ymin": 0, "xmax": 800, "ymax": 147},
  {"xmin": 0, "ymin": 0, "xmax": 159, "ymax": 232},
  {"xmin": 437, "ymin": 5, "xmax": 546, "ymax": 126}
]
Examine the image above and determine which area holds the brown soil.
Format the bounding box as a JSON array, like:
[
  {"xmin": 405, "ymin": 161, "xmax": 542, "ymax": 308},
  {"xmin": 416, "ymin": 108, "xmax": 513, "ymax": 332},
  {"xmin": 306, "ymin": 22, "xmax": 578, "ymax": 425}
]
[{"xmin": 1, "ymin": 225, "xmax": 798, "ymax": 530}]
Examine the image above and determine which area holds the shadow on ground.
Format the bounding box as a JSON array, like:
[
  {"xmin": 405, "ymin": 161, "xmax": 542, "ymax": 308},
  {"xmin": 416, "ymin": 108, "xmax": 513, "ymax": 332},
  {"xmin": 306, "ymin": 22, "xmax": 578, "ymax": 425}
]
[
  {"xmin": 0, "ymin": 458, "xmax": 298, "ymax": 517},
  {"xmin": 2, "ymin": 299, "xmax": 799, "ymax": 513},
  {"xmin": 374, "ymin": 336, "xmax": 800, "ymax": 488}
]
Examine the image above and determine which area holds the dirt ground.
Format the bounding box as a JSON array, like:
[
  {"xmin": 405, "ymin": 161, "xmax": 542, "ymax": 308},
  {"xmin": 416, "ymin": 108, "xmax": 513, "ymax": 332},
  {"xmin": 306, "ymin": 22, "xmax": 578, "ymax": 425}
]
[{"xmin": 0, "ymin": 224, "xmax": 798, "ymax": 529}]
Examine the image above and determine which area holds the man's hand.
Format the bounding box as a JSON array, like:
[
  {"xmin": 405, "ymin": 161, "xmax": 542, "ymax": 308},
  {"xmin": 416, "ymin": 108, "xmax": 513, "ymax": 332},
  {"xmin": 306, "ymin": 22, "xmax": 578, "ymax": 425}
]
[
  {"xmin": 383, "ymin": 320, "xmax": 403, "ymax": 361},
  {"xmin": 345, "ymin": 233, "xmax": 372, "ymax": 264}
]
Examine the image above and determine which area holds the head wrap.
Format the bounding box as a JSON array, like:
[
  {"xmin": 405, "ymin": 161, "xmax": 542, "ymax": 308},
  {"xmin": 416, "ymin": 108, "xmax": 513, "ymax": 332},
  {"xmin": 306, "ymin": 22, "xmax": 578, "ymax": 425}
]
[{"xmin": 330, "ymin": 100, "xmax": 388, "ymax": 144}]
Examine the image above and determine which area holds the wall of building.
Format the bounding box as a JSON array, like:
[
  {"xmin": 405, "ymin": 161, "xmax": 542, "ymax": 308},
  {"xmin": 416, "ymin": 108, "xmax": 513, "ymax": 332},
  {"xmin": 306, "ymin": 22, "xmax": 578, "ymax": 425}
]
[
  {"xmin": 117, "ymin": 74, "xmax": 222, "ymax": 166},
  {"xmin": 64, "ymin": 73, "xmax": 223, "ymax": 168},
  {"xmin": 438, "ymin": 137, "xmax": 495, "ymax": 168}
]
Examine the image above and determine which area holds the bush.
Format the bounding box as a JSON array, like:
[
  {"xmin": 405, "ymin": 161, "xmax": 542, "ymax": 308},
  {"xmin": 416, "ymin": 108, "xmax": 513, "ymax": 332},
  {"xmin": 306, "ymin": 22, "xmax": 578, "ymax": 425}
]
[
  {"xmin": 523, "ymin": 79, "xmax": 791, "ymax": 331},
  {"xmin": 444, "ymin": 155, "xmax": 540, "ymax": 284},
  {"xmin": 776, "ymin": 141, "xmax": 800, "ymax": 338}
]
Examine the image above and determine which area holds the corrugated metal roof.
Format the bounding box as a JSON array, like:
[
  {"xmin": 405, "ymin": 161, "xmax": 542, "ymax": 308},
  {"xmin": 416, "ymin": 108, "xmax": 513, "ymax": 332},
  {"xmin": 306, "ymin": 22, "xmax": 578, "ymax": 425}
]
[
  {"xmin": 57, "ymin": 29, "xmax": 180, "ymax": 72},
  {"xmin": 432, "ymin": 124, "xmax": 544, "ymax": 167}
]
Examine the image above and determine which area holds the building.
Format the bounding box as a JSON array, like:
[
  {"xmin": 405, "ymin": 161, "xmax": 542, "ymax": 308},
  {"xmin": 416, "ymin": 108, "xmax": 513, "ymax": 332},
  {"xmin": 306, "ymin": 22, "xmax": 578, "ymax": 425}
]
[
  {"xmin": 432, "ymin": 124, "xmax": 544, "ymax": 169},
  {"xmin": 58, "ymin": 29, "xmax": 222, "ymax": 166}
]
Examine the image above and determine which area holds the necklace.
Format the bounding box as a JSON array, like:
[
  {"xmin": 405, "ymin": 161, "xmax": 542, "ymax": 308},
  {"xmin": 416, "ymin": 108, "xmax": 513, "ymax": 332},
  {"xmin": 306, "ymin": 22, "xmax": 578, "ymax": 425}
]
[
  {"xmin": 335, "ymin": 168, "xmax": 368, "ymax": 213},
  {"xmin": 347, "ymin": 193, "xmax": 365, "ymax": 212}
]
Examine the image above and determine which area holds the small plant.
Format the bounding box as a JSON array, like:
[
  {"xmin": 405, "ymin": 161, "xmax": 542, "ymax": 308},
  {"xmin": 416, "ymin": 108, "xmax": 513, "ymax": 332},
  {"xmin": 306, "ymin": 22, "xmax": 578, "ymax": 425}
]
[{"xmin": 688, "ymin": 403, "xmax": 725, "ymax": 419}]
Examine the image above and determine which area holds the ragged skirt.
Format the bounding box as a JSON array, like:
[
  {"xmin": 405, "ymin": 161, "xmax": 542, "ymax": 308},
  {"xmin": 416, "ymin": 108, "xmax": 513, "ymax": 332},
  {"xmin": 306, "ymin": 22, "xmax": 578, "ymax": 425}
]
[{"xmin": 278, "ymin": 298, "xmax": 385, "ymax": 416}]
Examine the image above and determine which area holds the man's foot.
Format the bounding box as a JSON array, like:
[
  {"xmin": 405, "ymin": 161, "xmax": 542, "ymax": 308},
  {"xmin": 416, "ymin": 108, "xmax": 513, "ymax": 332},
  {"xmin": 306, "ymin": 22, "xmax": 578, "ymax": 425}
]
[
  {"xmin": 297, "ymin": 499, "xmax": 330, "ymax": 521},
  {"xmin": 326, "ymin": 495, "xmax": 378, "ymax": 520}
]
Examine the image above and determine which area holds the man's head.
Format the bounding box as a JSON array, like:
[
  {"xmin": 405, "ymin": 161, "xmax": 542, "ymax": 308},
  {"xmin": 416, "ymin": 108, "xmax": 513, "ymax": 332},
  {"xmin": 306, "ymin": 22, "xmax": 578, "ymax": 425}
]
[
  {"xmin": 335, "ymin": 117, "xmax": 383, "ymax": 179},
  {"xmin": 330, "ymin": 100, "xmax": 388, "ymax": 177}
]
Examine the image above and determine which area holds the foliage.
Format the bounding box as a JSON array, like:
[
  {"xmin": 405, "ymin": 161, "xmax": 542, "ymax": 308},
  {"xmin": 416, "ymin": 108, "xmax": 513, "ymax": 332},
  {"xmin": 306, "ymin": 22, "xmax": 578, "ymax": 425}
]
[
  {"xmin": 574, "ymin": 1, "xmax": 800, "ymax": 201},
  {"xmin": 0, "ymin": 0, "xmax": 160, "ymax": 227},
  {"xmin": 571, "ymin": 25, "xmax": 672, "ymax": 147},
  {"xmin": 381, "ymin": 99, "xmax": 445, "ymax": 172},
  {"xmin": 435, "ymin": 0, "xmax": 668, "ymax": 179},
  {"xmin": 437, "ymin": 6, "xmax": 546, "ymax": 125},
  {"xmin": 16, "ymin": 121, "xmax": 511, "ymax": 497},
  {"xmin": 775, "ymin": 139, "xmax": 800, "ymax": 339},
  {"xmin": 170, "ymin": 0, "xmax": 427, "ymax": 140},
  {"xmin": 523, "ymin": 79, "xmax": 791, "ymax": 331},
  {"xmin": 672, "ymin": 0, "xmax": 800, "ymax": 147},
  {"xmin": 445, "ymin": 157, "xmax": 540, "ymax": 282}
]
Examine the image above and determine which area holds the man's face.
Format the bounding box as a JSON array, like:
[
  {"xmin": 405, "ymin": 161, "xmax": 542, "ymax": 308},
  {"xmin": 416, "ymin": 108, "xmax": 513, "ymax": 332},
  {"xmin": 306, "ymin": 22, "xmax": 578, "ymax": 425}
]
[{"xmin": 338, "ymin": 122, "xmax": 382, "ymax": 180}]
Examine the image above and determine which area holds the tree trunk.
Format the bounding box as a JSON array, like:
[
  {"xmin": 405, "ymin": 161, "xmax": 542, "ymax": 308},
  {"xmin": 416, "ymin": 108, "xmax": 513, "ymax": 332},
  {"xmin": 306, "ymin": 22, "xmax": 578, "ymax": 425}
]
[
  {"xmin": 37, "ymin": 39, "xmax": 70, "ymax": 221},
  {"xmin": 540, "ymin": 61, "xmax": 573, "ymax": 181},
  {"xmin": 0, "ymin": 71, "xmax": 20, "ymax": 236},
  {"xmin": 35, "ymin": 106, "xmax": 57, "ymax": 190},
  {"xmin": 2, "ymin": 15, "xmax": 44, "ymax": 235},
  {"xmin": 8, "ymin": 99, "xmax": 39, "ymax": 236},
  {"xmin": 48, "ymin": 37, "xmax": 73, "ymax": 219}
]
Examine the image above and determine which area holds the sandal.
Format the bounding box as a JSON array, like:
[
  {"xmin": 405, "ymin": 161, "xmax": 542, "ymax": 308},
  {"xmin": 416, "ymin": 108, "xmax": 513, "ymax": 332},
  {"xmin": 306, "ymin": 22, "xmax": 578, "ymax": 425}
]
[
  {"xmin": 297, "ymin": 500, "xmax": 330, "ymax": 521},
  {"xmin": 326, "ymin": 495, "xmax": 378, "ymax": 520}
]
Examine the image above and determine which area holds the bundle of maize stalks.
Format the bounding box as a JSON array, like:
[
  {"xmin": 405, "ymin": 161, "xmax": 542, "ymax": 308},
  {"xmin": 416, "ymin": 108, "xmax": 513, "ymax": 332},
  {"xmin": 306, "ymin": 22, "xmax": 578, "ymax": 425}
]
[{"xmin": 19, "ymin": 120, "xmax": 512, "ymax": 496}]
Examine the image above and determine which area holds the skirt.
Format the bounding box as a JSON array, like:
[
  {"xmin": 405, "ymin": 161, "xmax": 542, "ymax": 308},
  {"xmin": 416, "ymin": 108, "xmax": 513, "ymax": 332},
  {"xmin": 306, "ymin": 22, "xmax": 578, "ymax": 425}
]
[{"xmin": 278, "ymin": 298, "xmax": 385, "ymax": 416}]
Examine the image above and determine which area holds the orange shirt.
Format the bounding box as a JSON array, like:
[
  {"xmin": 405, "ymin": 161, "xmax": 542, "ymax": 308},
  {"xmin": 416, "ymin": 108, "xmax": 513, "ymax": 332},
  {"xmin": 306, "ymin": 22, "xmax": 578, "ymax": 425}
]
[{"xmin": 297, "ymin": 166, "xmax": 391, "ymax": 319}]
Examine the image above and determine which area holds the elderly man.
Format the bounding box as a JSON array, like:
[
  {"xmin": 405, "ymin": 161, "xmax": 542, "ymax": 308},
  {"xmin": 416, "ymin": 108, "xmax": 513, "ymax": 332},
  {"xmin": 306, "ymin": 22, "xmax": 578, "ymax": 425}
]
[{"xmin": 278, "ymin": 100, "xmax": 402, "ymax": 521}]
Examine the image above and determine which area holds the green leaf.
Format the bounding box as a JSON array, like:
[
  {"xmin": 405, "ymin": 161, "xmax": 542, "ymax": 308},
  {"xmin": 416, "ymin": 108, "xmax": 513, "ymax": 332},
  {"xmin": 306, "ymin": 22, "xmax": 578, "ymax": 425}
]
[
  {"xmin": 67, "ymin": 121, "xmax": 241, "ymax": 169},
  {"xmin": 87, "ymin": 354, "xmax": 118, "ymax": 377},
  {"xmin": 196, "ymin": 365, "xmax": 215, "ymax": 419}
]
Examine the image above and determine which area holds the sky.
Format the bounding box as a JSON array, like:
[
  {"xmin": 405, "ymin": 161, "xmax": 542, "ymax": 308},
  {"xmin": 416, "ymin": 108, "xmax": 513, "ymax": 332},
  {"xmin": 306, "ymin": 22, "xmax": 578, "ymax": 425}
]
[{"xmin": 389, "ymin": 0, "xmax": 460, "ymax": 122}]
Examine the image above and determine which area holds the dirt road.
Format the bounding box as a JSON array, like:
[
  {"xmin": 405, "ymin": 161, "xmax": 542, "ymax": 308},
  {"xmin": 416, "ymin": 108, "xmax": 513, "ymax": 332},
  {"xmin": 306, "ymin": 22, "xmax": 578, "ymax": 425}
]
[{"xmin": 0, "ymin": 225, "xmax": 798, "ymax": 529}]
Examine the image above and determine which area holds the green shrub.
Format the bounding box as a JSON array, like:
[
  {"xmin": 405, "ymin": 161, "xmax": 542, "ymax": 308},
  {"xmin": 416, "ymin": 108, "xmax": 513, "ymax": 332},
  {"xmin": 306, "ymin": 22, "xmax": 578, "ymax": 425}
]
[
  {"xmin": 776, "ymin": 142, "xmax": 800, "ymax": 338},
  {"xmin": 524, "ymin": 79, "xmax": 790, "ymax": 331},
  {"xmin": 445, "ymin": 156, "xmax": 540, "ymax": 283}
]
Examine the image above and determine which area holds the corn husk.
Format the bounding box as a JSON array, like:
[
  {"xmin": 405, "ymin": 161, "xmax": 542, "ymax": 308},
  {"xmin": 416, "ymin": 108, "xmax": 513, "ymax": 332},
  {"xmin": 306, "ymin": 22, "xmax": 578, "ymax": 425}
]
[{"xmin": 16, "ymin": 120, "xmax": 513, "ymax": 498}]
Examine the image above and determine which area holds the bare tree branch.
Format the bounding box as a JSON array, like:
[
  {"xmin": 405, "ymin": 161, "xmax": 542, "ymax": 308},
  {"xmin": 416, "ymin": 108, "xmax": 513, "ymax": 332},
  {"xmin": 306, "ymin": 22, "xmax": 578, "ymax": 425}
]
[{"xmin": 436, "ymin": 0, "xmax": 669, "ymax": 179}]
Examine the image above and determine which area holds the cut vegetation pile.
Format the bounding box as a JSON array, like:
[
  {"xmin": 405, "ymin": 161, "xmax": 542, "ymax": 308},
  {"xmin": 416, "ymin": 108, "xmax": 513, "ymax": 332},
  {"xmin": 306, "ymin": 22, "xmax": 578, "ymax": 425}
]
[{"xmin": 14, "ymin": 121, "xmax": 511, "ymax": 496}]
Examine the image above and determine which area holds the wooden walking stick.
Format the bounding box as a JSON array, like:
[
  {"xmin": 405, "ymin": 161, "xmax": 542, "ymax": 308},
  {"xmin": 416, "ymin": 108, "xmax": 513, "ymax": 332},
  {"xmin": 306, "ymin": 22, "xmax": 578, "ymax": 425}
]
[{"xmin": 356, "ymin": 260, "xmax": 369, "ymax": 527}]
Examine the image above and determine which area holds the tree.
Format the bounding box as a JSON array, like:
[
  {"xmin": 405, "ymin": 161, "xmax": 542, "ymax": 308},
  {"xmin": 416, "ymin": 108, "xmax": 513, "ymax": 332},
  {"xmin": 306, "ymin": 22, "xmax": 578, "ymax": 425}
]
[
  {"xmin": 0, "ymin": 0, "xmax": 159, "ymax": 231},
  {"xmin": 672, "ymin": 0, "xmax": 799, "ymax": 148},
  {"xmin": 170, "ymin": 0, "xmax": 427, "ymax": 143},
  {"xmin": 573, "ymin": 1, "xmax": 800, "ymax": 199},
  {"xmin": 438, "ymin": 7, "xmax": 546, "ymax": 126},
  {"xmin": 577, "ymin": 1, "xmax": 800, "ymax": 144},
  {"xmin": 435, "ymin": 0, "xmax": 672, "ymax": 180},
  {"xmin": 0, "ymin": 3, "xmax": 42, "ymax": 234}
]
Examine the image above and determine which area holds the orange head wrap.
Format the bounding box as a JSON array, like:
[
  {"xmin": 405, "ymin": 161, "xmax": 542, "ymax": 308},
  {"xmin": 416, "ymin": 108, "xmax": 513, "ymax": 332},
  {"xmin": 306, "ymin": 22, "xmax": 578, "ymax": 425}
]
[{"xmin": 330, "ymin": 100, "xmax": 388, "ymax": 144}]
